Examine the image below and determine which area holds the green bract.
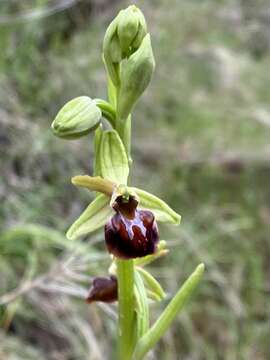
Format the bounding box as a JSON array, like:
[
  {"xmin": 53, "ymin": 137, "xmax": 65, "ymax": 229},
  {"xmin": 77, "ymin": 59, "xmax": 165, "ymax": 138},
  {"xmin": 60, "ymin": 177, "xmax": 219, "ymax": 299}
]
[
  {"xmin": 100, "ymin": 130, "xmax": 129, "ymax": 184},
  {"xmin": 117, "ymin": 34, "xmax": 155, "ymax": 120},
  {"xmin": 51, "ymin": 96, "xmax": 101, "ymax": 139},
  {"xmin": 136, "ymin": 267, "xmax": 166, "ymax": 301}
]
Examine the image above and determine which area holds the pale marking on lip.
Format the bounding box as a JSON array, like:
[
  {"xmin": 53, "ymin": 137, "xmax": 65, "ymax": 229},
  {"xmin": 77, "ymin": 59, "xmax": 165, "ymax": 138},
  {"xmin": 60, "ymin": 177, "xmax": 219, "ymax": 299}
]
[{"xmin": 120, "ymin": 211, "xmax": 147, "ymax": 240}]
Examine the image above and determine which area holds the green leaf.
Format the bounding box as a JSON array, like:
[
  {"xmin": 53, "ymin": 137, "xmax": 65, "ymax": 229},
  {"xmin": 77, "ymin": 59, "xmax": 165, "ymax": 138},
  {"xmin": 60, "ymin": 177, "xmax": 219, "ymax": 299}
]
[
  {"xmin": 132, "ymin": 264, "xmax": 205, "ymax": 360},
  {"xmin": 100, "ymin": 130, "xmax": 129, "ymax": 184},
  {"xmin": 130, "ymin": 188, "xmax": 181, "ymax": 224},
  {"xmin": 66, "ymin": 194, "xmax": 113, "ymax": 240},
  {"xmin": 51, "ymin": 96, "xmax": 102, "ymax": 140}
]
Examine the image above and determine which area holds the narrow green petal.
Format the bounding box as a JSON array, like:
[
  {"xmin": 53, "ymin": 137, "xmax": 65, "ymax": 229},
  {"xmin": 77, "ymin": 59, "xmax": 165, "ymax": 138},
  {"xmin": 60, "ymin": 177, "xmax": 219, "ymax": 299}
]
[
  {"xmin": 66, "ymin": 194, "xmax": 113, "ymax": 240},
  {"xmin": 130, "ymin": 187, "xmax": 181, "ymax": 224},
  {"xmin": 71, "ymin": 175, "xmax": 116, "ymax": 196}
]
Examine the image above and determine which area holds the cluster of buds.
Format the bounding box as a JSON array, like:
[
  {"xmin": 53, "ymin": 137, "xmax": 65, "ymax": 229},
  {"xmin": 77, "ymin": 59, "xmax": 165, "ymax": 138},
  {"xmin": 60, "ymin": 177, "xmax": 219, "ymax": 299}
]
[{"xmin": 103, "ymin": 5, "xmax": 148, "ymax": 84}]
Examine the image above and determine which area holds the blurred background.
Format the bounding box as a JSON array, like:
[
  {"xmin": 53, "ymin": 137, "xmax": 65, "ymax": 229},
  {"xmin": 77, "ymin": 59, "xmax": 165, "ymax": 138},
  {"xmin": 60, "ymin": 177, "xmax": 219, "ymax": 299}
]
[{"xmin": 1, "ymin": 0, "xmax": 270, "ymax": 359}]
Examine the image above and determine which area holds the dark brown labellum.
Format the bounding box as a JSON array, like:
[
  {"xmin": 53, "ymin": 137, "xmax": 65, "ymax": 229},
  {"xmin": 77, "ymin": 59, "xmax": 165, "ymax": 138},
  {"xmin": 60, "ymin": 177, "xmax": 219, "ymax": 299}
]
[
  {"xmin": 105, "ymin": 195, "xmax": 159, "ymax": 259},
  {"xmin": 86, "ymin": 275, "xmax": 118, "ymax": 303}
]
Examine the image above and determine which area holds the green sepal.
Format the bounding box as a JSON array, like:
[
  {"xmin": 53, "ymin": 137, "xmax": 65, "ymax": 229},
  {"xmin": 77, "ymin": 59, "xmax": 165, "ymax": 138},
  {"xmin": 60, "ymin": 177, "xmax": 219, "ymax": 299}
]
[
  {"xmin": 117, "ymin": 6, "xmax": 139, "ymax": 55},
  {"xmin": 136, "ymin": 267, "xmax": 166, "ymax": 301},
  {"xmin": 117, "ymin": 34, "xmax": 155, "ymax": 120},
  {"xmin": 132, "ymin": 10, "xmax": 147, "ymax": 49},
  {"xmin": 51, "ymin": 96, "xmax": 102, "ymax": 140},
  {"xmin": 66, "ymin": 194, "xmax": 113, "ymax": 240},
  {"xmin": 130, "ymin": 188, "xmax": 181, "ymax": 224},
  {"xmin": 100, "ymin": 130, "xmax": 129, "ymax": 185}
]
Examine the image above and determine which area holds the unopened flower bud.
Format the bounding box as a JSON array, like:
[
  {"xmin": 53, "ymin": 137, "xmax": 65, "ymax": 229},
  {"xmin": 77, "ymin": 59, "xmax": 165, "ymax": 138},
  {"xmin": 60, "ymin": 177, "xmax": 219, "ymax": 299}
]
[
  {"xmin": 117, "ymin": 34, "xmax": 155, "ymax": 120},
  {"xmin": 117, "ymin": 6, "xmax": 147, "ymax": 56},
  {"xmin": 51, "ymin": 96, "xmax": 101, "ymax": 140},
  {"xmin": 103, "ymin": 5, "xmax": 147, "ymax": 86},
  {"xmin": 86, "ymin": 275, "xmax": 118, "ymax": 303},
  {"xmin": 105, "ymin": 194, "xmax": 159, "ymax": 259}
]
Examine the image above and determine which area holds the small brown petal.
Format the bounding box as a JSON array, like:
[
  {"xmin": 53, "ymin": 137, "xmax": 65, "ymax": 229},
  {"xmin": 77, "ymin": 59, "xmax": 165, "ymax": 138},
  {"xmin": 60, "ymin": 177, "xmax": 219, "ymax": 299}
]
[{"xmin": 86, "ymin": 275, "xmax": 118, "ymax": 303}]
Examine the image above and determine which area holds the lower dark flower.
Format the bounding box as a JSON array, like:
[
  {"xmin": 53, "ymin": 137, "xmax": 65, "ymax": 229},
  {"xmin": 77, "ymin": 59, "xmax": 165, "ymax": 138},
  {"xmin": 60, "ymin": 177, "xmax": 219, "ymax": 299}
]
[
  {"xmin": 86, "ymin": 275, "xmax": 118, "ymax": 303},
  {"xmin": 105, "ymin": 194, "xmax": 159, "ymax": 259}
]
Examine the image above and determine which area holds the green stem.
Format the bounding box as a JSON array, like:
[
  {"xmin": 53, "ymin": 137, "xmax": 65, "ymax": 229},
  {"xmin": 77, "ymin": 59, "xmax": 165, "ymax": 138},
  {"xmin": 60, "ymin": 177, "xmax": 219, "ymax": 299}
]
[
  {"xmin": 113, "ymin": 77, "xmax": 135, "ymax": 359},
  {"xmin": 117, "ymin": 259, "xmax": 136, "ymax": 360},
  {"xmin": 95, "ymin": 98, "xmax": 116, "ymax": 128}
]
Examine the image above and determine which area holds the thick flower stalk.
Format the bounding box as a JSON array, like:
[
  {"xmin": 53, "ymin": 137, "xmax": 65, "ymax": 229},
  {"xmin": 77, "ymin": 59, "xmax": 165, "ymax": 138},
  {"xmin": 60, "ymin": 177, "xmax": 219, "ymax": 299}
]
[{"xmin": 51, "ymin": 5, "xmax": 204, "ymax": 360}]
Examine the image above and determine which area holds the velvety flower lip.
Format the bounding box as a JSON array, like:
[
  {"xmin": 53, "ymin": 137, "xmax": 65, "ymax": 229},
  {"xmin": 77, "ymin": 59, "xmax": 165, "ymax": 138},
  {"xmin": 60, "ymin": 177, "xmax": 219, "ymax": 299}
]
[
  {"xmin": 105, "ymin": 194, "xmax": 159, "ymax": 259},
  {"xmin": 86, "ymin": 275, "xmax": 118, "ymax": 303}
]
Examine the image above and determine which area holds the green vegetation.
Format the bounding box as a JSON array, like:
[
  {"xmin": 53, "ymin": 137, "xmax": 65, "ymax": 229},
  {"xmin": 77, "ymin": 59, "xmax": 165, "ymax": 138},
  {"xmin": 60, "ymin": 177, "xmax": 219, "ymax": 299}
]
[{"xmin": 1, "ymin": 0, "xmax": 270, "ymax": 359}]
